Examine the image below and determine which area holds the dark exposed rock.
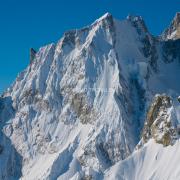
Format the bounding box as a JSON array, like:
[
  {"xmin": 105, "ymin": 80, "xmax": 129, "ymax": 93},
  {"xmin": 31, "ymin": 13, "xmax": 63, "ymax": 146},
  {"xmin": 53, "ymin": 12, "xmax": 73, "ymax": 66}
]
[
  {"xmin": 83, "ymin": 175, "xmax": 93, "ymax": 180},
  {"xmin": 141, "ymin": 95, "xmax": 178, "ymax": 147},
  {"xmin": 96, "ymin": 142, "xmax": 112, "ymax": 167},
  {"xmin": 101, "ymin": 13, "xmax": 114, "ymax": 32},
  {"xmin": 178, "ymin": 96, "xmax": 180, "ymax": 103},
  {"xmin": 140, "ymin": 34, "xmax": 158, "ymax": 72},
  {"xmin": 127, "ymin": 15, "xmax": 148, "ymax": 35},
  {"xmin": 162, "ymin": 39, "xmax": 180, "ymax": 63},
  {"xmin": 141, "ymin": 35, "xmax": 152, "ymax": 58},
  {"xmin": 70, "ymin": 93, "xmax": 93, "ymax": 124},
  {"xmin": 0, "ymin": 145, "xmax": 3, "ymax": 154},
  {"xmin": 30, "ymin": 48, "xmax": 36, "ymax": 64},
  {"xmin": 62, "ymin": 30, "xmax": 76, "ymax": 47}
]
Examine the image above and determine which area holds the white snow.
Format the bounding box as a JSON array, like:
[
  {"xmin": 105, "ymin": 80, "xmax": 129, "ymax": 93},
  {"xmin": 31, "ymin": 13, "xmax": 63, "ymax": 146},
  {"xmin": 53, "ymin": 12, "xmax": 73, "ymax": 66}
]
[{"xmin": 105, "ymin": 139, "xmax": 180, "ymax": 180}]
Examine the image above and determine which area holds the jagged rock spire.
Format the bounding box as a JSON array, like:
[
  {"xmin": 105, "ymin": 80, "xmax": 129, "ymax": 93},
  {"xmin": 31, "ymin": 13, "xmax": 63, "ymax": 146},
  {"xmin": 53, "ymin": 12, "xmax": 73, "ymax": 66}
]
[
  {"xmin": 162, "ymin": 12, "xmax": 180, "ymax": 40},
  {"xmin": 127, "ymin": 14, "xmax": 148, "ymax": 33},
  {"xmin": 30, "ymin": 48, "xmax": 36, "ymax": 64}
]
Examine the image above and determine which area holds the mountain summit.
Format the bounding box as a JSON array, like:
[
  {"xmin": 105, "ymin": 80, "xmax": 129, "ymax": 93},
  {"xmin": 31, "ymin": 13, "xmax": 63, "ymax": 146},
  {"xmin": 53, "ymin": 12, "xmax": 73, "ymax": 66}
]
[
  {"xmin": 0, "ymin": 13, "xmax": 180, "ymax": 180},
  {"xmin": 162, "ymin": 12, "xmax": 180, "ymax": 40}
]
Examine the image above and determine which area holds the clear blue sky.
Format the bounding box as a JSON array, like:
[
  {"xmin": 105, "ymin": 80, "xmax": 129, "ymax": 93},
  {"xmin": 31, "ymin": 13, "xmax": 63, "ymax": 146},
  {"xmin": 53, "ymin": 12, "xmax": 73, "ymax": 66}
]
[{"xmin": 0, "ymin": 0, "xmax": 179, "ymax": 94}]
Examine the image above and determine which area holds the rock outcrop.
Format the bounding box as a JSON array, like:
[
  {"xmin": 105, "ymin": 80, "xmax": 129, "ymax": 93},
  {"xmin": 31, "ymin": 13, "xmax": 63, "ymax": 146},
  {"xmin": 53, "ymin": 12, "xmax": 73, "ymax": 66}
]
[
  {"xmin": 162, "ymin": 12, "xmax": 180, "ymax": 40},
  {"xmin": 30, "ymin": 48, "xmax": 36, "ymax": 64},
  {"xmin": 140, "ymin": 94, "xmax": 178, "ymax": 146}
]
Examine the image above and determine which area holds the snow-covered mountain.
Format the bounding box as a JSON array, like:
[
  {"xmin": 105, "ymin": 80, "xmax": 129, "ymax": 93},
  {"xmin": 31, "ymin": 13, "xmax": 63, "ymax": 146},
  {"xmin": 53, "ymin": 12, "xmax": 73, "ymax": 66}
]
[{"xmin": 0, "ymin": 12, "xmax": 180, "ymax": 180}]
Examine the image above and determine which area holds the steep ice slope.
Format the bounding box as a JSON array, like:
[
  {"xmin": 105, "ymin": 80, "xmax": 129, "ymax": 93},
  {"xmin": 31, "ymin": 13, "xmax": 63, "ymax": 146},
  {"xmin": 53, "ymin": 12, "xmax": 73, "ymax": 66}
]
[
  {"xmin": 105, "ymin": 139, "xmax": 180, "ymax": 180},
  {"xmin": 0, "ymin": 12, "xmax": 180, "ymax": 180}
]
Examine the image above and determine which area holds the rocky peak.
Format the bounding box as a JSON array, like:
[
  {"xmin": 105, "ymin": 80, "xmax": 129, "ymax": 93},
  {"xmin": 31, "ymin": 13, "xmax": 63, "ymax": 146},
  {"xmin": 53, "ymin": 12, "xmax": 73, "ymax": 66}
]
[
  {"xmin": 92, "ymin": 12, "xmax": 114, "ymax": 31},
  {"xmin": 127, "ymin": 14, "xmax": 148, "ymax": 34},
  {"xmin": 96, "ymin": 12, "xmax": 113, "ymax": 23},
  {"xmin": 139, "ymin": 94, "xmax": 178, "ymax": 147},
  {"xmin": 174, "ymin": 12, "xmax": 180, "ymax": 24},
  {"xmin": 127, "ymin": 14, "xmax": 143, "ymax": 22},
  {"xmin": 61, "ymin": 30, "xmax": 77, "ymax": 47},
  {"xmin": 59, "ymin": 13, "xmax": 114, "ymax": 50},
  {"xmin": 162, "ymin": 12, "xmax": 180, "ymax": 40}
]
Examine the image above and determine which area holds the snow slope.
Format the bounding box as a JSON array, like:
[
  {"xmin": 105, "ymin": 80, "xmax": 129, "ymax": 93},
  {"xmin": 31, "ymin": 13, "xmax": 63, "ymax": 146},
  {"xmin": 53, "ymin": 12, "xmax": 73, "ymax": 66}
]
[{"xmin": 105, "ymin": 139, "xmax": 180, "ymax": 180}]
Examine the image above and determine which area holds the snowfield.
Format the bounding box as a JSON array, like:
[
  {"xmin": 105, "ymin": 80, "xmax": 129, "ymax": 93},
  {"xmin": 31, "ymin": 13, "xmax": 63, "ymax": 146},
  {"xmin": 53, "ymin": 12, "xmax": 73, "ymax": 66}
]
[{"xmin": 105, "ymin": 139, "xmax": 180, "ymax": 180}]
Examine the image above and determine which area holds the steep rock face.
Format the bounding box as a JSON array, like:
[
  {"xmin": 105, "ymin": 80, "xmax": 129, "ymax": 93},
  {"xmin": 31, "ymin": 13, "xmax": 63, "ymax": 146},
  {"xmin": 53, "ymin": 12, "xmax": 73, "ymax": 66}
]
[
  {"xmin": 162, "ymin": 12, "xmax": 180, "ymax": 40},
  {"xmin": 162, "ymin": 39, "xmax": 180, "ymax": 63},
  {"xmin": 0, "ymin": 12, "xmax": 180, "ymax": 179},
  {"xmin": 30, "ymin": 48, "xmax": 37, "ymax": 64},
  {"xmin": 140, "ymin": 94, "xmax": 178, "ymax": 147}
]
